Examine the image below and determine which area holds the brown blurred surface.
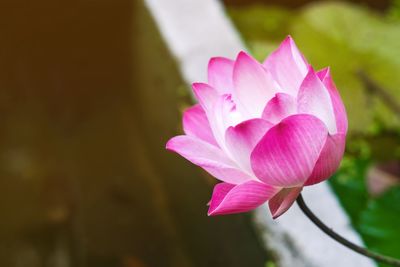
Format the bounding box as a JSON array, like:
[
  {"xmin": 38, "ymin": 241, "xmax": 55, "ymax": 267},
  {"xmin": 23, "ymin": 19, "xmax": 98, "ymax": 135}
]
[{"xmin": 0, "ymin": 1, "xmax": 268, "ymax": 266}]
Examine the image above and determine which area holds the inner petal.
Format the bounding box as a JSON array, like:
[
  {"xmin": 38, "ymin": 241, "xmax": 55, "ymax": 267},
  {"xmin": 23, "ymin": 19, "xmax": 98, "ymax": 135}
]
[
  {"xmin": 225, "ymin": 118, "xmax": 273, "ymax": 174},
  {"xmin": 233, "ymin": 52, "xmax": 279, "ymax": 118},
  {"xmin": 297, "ymin": 67, "xmax": 337, "ymax": 134},
  {"xmin": 208, "ymin": 94, "xmax": 244, "ymax": 150},
  {"xmin": 262, "ymin": 93, "xmax": 297, "ymax": 124}
]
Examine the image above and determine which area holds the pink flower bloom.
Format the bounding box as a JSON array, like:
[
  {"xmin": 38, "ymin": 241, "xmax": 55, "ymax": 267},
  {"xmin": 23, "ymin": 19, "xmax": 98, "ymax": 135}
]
[{"xmin": 166, "ymin": 36, "xmax": 348, "ymax": 219}]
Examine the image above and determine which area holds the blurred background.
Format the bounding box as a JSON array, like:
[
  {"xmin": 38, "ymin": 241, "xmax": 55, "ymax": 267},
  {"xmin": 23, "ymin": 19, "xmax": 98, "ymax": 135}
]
[{"xmin": 0, "ymin": 0, "xmax": 399, "ymax": 267}]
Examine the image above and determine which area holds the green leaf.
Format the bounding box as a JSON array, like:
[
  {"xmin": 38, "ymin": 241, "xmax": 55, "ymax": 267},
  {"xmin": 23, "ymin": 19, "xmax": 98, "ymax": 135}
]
[
  {"xmin": 329, "ymin": 157, "xmax": 370, "ymax": 225},
  {"xmin": 359, "ymin": 187, "xmax": 400, "ymax": 265}
]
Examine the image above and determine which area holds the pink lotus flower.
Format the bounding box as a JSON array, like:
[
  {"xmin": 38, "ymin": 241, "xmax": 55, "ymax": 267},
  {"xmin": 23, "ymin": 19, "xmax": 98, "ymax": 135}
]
[{"xmin": 166, "ymin": 36, "xmax": 348, "ymax": 219}]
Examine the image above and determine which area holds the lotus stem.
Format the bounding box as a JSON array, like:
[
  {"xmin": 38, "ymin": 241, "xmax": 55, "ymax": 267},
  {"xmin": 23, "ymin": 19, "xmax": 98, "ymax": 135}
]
[{"xmin": 296, "ymin": 193, "xmax": 400, "ymax": 266}]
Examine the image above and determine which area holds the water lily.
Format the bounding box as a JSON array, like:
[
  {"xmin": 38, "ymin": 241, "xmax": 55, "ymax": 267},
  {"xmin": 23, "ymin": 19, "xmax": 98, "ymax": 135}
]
[{"xmin": 166, "ymin": 36, "xmax": 347, "ymax": 219}]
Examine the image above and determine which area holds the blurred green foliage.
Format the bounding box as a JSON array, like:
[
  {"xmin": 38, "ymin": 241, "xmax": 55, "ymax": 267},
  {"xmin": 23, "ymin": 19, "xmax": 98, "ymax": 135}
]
[
  {"xmin": 265, "ymin": 261, "xmax": 277, "ymax": 267},
  {"xmin": 388, "ymin": 0, "xmax": 400, "ymax": 21},
  {"xmin": 229, "ymin": 2, "xmax": 400, "ymax": 265}
]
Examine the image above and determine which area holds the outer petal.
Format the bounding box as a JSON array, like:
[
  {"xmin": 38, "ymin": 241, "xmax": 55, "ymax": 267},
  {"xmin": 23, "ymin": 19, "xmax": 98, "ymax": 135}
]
[
  {"xmin": 208, "ymin": 180, "xmax": 279, "ymax": 216},
  {"xmin": 305, "ymin": 133, "xmax": 346, "ymax": 186},
  {"xmin": 208, "ymin": 57, "xmax": 234, "ymax": 94},
  {"xmin": 166, "ymin": 135, "xmax": 252, "ymax": 184},
  {"xmin": 268, "ymin": 187, "xmax": 302, "ymax": 219},
  {"xmin": 192, "ymin": 82, "xmax": 219, "ymax": 112},
  {"xmin": 262, "ymin": 93, "xmax": 297, "ymax": 124},
  {"xmin": 183, "ymin": 104, "xmax": 218, "ymax": 147},
  {"xmin": 316, "ymin": 67, "xmax": 329, "ymax": 81},
  {"xmin": 297, "ymin": 67, "xmax": 337, "ymax": 134},
  {"xmin": 250, "ymin": 114, "xmax": 328, "ymax": 187},
  {"xmin": 263, "ymin": 36, "xmax": 308, "ymax": 96},
  {"xmin": 225, "ymin": 119, "xmax": 273, "ymax": 173},
  {"xmin": 233, "ymin": 51, "xmax": 277, "ymax": 117},
  {"xmin": 319, "ymin": 68, "xmax": 348, "ymax": 134}
]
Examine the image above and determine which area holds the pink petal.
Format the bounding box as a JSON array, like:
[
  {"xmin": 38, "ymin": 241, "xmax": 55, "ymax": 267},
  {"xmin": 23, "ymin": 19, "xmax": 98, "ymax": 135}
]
[
  {"xmin": 250, "ymin": 114, "xmax": 328, "ymax": 187},
  {"xmin": 263, "ymin": 36, "xmax": 308, "ymax": 96},
  {"xmin": 166, "ymin": 135, "xmax": 252, "ymax": 184},
  {"xmin": 297, "ymin": 67, "xmax": 337, "ymax": 134},
  {"xmin": 233, "ymin": 51, "xmax": 277, "ymax": 117},
  {"xmin": 208, "ymin": 57, "xmax": 234, "ymax": 94},
  {"xmin": 208, "ymin": 94, "xmax": 243, "ymax": 148},
  {"xmin": 319, "ymin": 68, "xmax": 348, "ymax": 134},
  {"xmin": 208, "ymin": 180, "xmax": 279, "ymax": 216},
  {"xmin": 305, "ymin": 133, "xmax": 346, "ymax": 186},
  {"xmin": 262, "ymin": 93, "xmax": 297, "ymax": 124},
  {"xmin": 183, "ymin": 104, "xmax": 218, "ymax": 147},
  {"xmin": 225, "ymin": 119, "xmax": 273, "ymax": 173},
  {"xmin": 192, "ymin": 82, "xmax": 219, "ymax": 112},
  {"xmin": 316, "ymin": 67, "xmax": 329, "ymax": 81},
  {"xmin": 268, "ymin": 187, "xmax": 302, "ymax": 219}
]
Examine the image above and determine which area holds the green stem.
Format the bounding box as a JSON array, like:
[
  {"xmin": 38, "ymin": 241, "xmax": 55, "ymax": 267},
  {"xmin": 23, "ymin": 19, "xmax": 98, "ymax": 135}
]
[{"xmin": 296, "ymin": 193, "xmax": 400, "ymax": 266}]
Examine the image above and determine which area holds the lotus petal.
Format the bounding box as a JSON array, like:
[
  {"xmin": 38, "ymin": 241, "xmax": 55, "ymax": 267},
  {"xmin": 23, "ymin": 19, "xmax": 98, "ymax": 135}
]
[
  {"xmin": 208, "ymin": 57, "xmax": 234, "ymax": 94},
  {"xmin": 251, "ymin": 114, "xmax": 328, "ymax": 187},
  {"xmin": 183, "ymin": 104, "xmax": 218, "ymax": 147},
  {"xmin": 208, "ymin": 180, "xmax": 279, "ymax": 216},
  {"xmin": 268, "ymin": 187, "xmax": 302, "ymax": 219},
  {"xmin": 225, "ymin": 118, "xmax": 272, "ymax": 173},
  {"xmin": 297, "ymin": 67, "xmax": 337, "ymax": 134},
  {"xmin": 263, "ymin": 36, "xmax": 308, "ymax": 95},
  {"xmin": 233, "ymin": 51, "xmax": 277, "ymax": 117},
  {"xmin": 305, "ymin": 133, "xmax": 346, "ymax": 185},
  {"xmin": 166, "ymin": 135, "xmax": 252, "ymax": 184},
  {"xmin": 262, "ymin": 93, "xmax": 297, "ymax": 124},
  {"xmin": 318, "ymin": 68, "xmax": 348, "ymax": 134}
]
